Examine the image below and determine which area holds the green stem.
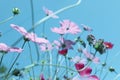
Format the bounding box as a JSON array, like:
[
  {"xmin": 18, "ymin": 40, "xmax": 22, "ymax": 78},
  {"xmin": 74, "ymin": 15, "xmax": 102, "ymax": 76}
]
[
  {"xmin": 28, "ymin": 42, "xmax": 35, "ymax": 80},
  {"xmin": 0, "ymin": 16, "xmax": 14, "ymax": 25},
  {"xmin": 5, "ymin": 40, "xmax": 26, "ymax": 80},
  {"xmin": 0, "ymin": 54, "xmax": 5, "ymax": 66}
]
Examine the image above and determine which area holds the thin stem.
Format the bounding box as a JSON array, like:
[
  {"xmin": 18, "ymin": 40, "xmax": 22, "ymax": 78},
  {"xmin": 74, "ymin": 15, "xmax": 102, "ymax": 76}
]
[
  {"xmin": 0, "ymin": 16, "xmax": 14, "ymax": 25},
  {"xmin": 27, "ymin": 42, "xmax": 35, "ymax": 80},
  {"xmin": 53, "ymin": 53, "xmax": 59, "ymax": 80},
  {"xmin": 0, "ymin": 54, "xmax": 5, "ymax": 66},
  {"xmin": 102, "ymin": 71, "xmax": 109, "ymax": 80},
  {"xmin": 48, "ymin": 51, "xmax": 52, "ymax": 79},
  {"xmin": 65, "ymin": 56, "xmax": 68, "ymax": 77},
  {"xmin": 5, "ymin": 40, "xmax": 26, "ymax": 80}
]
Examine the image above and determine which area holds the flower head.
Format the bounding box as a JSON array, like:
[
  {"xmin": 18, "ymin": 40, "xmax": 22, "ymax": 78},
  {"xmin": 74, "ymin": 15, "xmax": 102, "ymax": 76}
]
[
  {"xmin": 43, "ymin": 7, "xmax": 59, "ymax": 19},
  {"xmin": 40, "ymin": 43, "xmax": 53, "ymax": 52},
  {"xmin": 82, "ymin": 49, "xmax": 99, "ymax": 63},
  {"xmin": 103, "ymin": 42, "xmax": 113, "ymax": 49},
  {"xmin": 0, "ymin": 43, "xmax": 23, "ymax": 53},
  {"xmin": 51, "ymin": 20, "xmax": 82, "ymax": 35},
  {"xmin": 58, "ymin": 49, "xmax": 68, "ymax": 56},
  {"xmin": 10, "ymin": 24, "xmax": 49, "ymax": 44}
]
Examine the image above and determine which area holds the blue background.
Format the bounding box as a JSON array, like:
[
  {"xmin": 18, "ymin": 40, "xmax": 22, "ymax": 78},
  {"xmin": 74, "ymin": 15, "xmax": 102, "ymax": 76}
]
[{"xmin": 0, "ymin": 0, "xmax": 120, "ymax": 80}]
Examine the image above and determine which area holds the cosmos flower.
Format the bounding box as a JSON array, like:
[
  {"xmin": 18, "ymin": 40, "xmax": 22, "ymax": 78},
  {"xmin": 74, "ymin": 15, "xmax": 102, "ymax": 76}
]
[
  {"xmin": 72, "ymin": 74, "xmax": 99, "ymax": 80},
  {"xmin": 103, "ymin": 42, "xmax": 113, "ymax": 49},
  {"xmin": 0, "ymin": 43, "xmax": 23, "ymax": 53},
  {"xmin": 51, "ymin": 20, "xmax": 82, "ymax": 35},
  {"xmin": 43, "ymin": 7, "xmax": 59, "ymax": 19},
  {"xmin": 74, "ymin": 63, "xmax": 99, "ymax": 80},
  {"xmin": 58, "ymin": 49, "xmax": 68, "ymax": 56},
  {"xmin": 40, "ymin": 43, "xmax": 53, "ymax": 52},
  {"xmin": 10, "ymin": 24, "xmax": 49, "ymax": 44},
  {"xmin": 71, "ymin": 56, "xmax": 87, "ymax": 64},
  {"xmin": 82, "ymin": 49, "xmax": 99, "ymax": 63},
  {"xmin": 81, "ymin": 24, "xmax": 93, "ymax": 31}
]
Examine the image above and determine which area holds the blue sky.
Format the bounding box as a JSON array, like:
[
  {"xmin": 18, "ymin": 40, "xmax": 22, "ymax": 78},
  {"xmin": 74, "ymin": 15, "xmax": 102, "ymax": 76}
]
[{"xmin": 0, "ymin": 0, "xmax": 120, "ymax": 80}]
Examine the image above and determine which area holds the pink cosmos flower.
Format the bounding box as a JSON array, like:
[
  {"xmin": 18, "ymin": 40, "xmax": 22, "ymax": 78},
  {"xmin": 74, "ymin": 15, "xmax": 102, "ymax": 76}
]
[
  {"xmin": 81, "ymin": 24, "xmax": 93, "ymax": 31},
  {"xmin": 0, "ymin": 43, "xmax": 23, "ymax": 53},
  {"xmin": 40, "ymin": 43, "xmax": 53, "ymax": 52},
  {"xmin": 82, "ymin": 49, "xmax": 99, "ymax": 63},
  {"xmin": 43, "ymin": 7, "xmax": 59, "ymax": 19},
  {"xmin": 51, "ymin": 20, "xmax": 82, "ymax": 35},
  {"xmin": 10, "ymin": 24, "xmax": 49, "ymax": 44},
  {"xmin": 71, "ymin": 56, "xmax": 87, "ymax": 64}
]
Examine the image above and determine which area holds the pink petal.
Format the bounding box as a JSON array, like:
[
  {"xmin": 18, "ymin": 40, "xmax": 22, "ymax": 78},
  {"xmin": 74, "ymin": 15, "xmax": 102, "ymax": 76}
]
[
  {"xmin": 9, "ymin": 47, "xmax": 23, "ymax": 53},
  {"xmin": 10, "ymin": 24, "xmax": 27, "ymax": 35},
  {"xmin": 0, "ymin": 43, "xmax": 9, "ymax": 52},
  {"xmin": 79, "ymin": 67, "xmax": 92, "ymax": 77}
]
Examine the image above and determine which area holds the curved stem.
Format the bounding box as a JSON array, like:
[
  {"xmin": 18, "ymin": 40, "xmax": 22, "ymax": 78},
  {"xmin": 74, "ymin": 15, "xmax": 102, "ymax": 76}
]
[{"xmin": 0, "ymin": 16, "xmax": 14, "ymax": 25}]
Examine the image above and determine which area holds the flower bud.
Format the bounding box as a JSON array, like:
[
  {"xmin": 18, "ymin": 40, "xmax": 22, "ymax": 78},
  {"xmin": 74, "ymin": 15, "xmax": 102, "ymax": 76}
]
[{"xmin": 12, "ymin": 8, "xmax": 20, "ymax": 15}]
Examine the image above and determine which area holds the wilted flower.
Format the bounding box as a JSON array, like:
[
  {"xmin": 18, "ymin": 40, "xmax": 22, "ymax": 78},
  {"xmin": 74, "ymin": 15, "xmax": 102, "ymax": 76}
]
[
  {"xmin": 51, "ymin": 20, "xmax": 82, "ymax": 35},
  {"xmin": 93, "ymin": 39, "xmax": 106, "ymax": 54},
  {"xmin": 81, "ymin": 24, "xmax": 93, "ymax": 31},
  {"xmin": 87, "ymin": 34, "xmax": 96, "ymax": 45},
  {"xmin": 12, "ymin": 68, "xmax": 22, "ymax": 77},
  {"xmin": 10, "ymin": 24, "xmax": 49, "ymax": 44},
  {"xmin": 0, "ymin": 43, "xmax": 23, "ymax": 53},
  {"xmin": 103, "ymin": 42, "xmax": 113, "ymax": 49},
  {"xmin": 43, "ymin": 7, "xmax": 59, "ymax": 19}
]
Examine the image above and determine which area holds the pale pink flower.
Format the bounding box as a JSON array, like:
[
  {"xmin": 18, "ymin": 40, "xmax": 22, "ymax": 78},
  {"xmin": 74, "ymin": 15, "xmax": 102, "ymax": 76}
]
[
  {"xmin": 51, "ymin": 20, "xmax": 82, "ymax": 35},
  {"xmin": 40, "ymin": 43, "xmax": 53, "ymax": 52},
  {"xmin": 10, "ymin": 24, "xmax": 49, "ymax": 44},
  {"xmin": 0, "ymin": 43, "xmax": 23, "ymax": 53},
  {"xmin": 43, "ymin": 7, "xmax": 59, "ymax": 19},
  {"xmin": 71, "ymin": 56, "xmax": 87, "ymax": 64},
  {"xmin": 82, "ymin": 49, "xmax": 99, "ymax": 63},
  {"xmin": 53, "ymin": 40, "xmax": 61, "ymax": 49}
]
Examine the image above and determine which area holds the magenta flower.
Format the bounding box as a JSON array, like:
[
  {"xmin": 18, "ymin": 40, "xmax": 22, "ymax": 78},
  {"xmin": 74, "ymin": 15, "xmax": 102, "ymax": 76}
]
[
  {"xmin": 58, "ymin": 49, "xmax": 68, "ymax": 56},
  {"xmin": 103, "ymin": 42, "xmax": 113, "ymax": 49},
  {"xmin": 81, "ymin": 24, "xmax": 93, "ymax": 31},
  {"xmin": 40, "ymin": 43, "xmax": 53, "ymax": 52},
  {"xmin": 74, "ymin": 63, "xmax": 99, "ymax": 80},
  {"xmin": 10, "ymin": 24, "xmax": 49, "ymax": 44},
  {"xmin": 51, "ymin": 20, "xmax": 82, "ymax": 35},
  {"xmin": 43, "ymin": 7, "xmax": 59, "ymax": 19},
  {"xmin": 0, "ymin": 43, "xmax": 23, "ymax": 53},
  {"xmin": 82, "ymin": 49, "xmax": 99, "ymax": 63},
  {"xmin": 72, "ymin": 74, "xmax": 99, "ymax": 80}
]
